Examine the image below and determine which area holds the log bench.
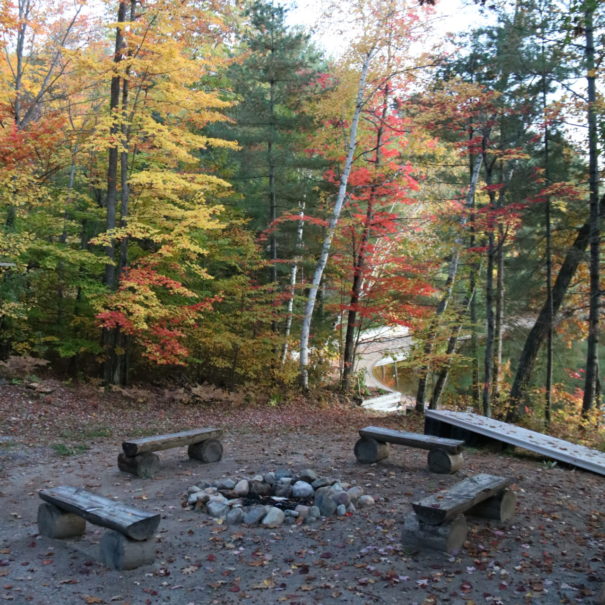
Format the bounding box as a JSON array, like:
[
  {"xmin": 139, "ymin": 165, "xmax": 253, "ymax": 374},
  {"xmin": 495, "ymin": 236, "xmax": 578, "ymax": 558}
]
[
  {"xmin": 118, "ymin": 427, "xmax": 224, "ymax": 478},
  {"xmin": 354, "ymin": 426, "xmax": 465, "ymax": 473},
  {"xmin": 402, "ymin": 473, "xmax": 516, "ymax": 554},
  {"xmin": 37, "ymin": 486, "xmax": 161, "ymax": 570}
]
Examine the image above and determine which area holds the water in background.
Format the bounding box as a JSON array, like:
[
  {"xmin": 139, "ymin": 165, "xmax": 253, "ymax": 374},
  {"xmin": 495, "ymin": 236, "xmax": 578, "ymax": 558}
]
[{"xmin": 373, "ymin": 362, "xmax": 418, "ymax": 396}]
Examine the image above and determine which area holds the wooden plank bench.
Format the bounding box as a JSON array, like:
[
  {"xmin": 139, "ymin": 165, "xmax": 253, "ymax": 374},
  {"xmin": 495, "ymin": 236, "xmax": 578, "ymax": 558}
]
[
  {"xmin": 402, "ymin": 473, "xmax": 516, "ymax": 554},
  {"xmin": 118, "ymin": 427, "xmax": 224, "ymax": 478},
  {"xmin": 354, "ymin": 426, "xmax": 465, "ymax": 473},
  {"xmin": 38, "ymin": 486, "xmax": 161, "ymax": 570}
]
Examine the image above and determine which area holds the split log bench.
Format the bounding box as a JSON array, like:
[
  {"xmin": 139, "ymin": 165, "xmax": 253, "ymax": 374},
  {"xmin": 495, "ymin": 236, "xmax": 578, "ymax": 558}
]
[
  {"xmin": 37, "ymin": 486, "xmax": 161, "ymax": 570},
  {"xmin": 354, "ymin": 426, "xmax": 465, "ymax": 473},
  {"xmin": 118, "ymin": 427, "xmax": 224, "ymax": 478},
  {"xmin": 402, "ymin": 473, "xmax": 516, "ymax": 554}
]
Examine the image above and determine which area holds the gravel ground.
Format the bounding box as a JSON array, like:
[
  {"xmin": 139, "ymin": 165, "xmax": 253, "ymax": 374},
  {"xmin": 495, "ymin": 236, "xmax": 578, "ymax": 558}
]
[{"xmin": 0, "ymin": 382, "xmax": 604, "ymax": 604}]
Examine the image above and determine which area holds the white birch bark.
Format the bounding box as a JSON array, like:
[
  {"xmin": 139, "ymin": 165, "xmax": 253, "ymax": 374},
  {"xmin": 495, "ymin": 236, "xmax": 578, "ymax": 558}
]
[
  {"xmin": 299, "ymin": 51, "xmax": 373, "ymax": 390},
  {"xmin": 282, "ymin": 202, "xmax": 305, "ymax": 364}
]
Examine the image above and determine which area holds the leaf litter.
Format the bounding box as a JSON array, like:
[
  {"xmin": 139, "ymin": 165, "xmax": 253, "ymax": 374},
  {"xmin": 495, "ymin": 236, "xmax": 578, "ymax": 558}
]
[{"xmin": 0, "ymin": 382, "xmax": 604, "ymax": 603}]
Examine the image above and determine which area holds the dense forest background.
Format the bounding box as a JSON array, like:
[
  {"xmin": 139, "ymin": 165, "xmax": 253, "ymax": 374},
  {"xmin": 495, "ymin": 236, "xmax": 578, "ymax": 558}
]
[{"xmin": 0, "ymin": 0, "xmax": 602, "ymax": 430}]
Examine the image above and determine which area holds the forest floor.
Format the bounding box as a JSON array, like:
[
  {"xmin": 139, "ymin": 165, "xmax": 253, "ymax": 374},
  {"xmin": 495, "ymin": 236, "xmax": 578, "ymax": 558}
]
[{"xmin": 0, "ymin": 379, "xmax": 604, "ymax": 605}]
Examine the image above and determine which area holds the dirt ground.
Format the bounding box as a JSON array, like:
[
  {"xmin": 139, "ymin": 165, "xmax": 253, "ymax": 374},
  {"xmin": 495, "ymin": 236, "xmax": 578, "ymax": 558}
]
[{"xmin": 0, "ymin": 381, "xmax": 604, "ymax": 605}]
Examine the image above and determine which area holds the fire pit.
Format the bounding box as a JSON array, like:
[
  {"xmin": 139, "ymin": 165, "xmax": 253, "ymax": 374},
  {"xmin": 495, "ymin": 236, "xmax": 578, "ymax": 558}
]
[{"xmin": 184, "ymin": 468, "xmax": 375, "ymax": 528}]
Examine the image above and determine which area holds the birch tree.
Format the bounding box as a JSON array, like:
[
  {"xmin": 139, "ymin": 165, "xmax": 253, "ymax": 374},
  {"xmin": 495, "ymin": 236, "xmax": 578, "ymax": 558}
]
[{"xmin": 298, "ymin": 0, "xmax": 433, "ymax": 390}]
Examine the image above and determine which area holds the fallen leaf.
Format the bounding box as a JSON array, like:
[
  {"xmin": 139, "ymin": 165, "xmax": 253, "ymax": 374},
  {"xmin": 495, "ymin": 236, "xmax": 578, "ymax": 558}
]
[{"xmin": 251, "ymin": 578, "xmax": 274, "ymax": 589}]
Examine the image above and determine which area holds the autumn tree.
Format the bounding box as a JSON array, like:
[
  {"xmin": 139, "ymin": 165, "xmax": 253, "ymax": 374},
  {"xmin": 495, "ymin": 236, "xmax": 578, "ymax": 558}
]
[
  {"xmin": 0, "ymin": 0, "xmax": 99, "ymax": 361},
  {"xmin": 93, "ymin": 0, "xmax": 237, "ymax": 382},
  {"xmin": 298, "ymin": 0, "xmax": 435, "ymax": 390}
]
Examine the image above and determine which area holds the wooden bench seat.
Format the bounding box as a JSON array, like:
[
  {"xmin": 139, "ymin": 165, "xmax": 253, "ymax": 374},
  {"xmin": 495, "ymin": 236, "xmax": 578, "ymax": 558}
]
[
  {"xmin": 38, "ymin": 486, "xmax": 160, "ymax": 570},
  {"xmin": 118, "ymin": 427, "xmax": 224, "ymax": 478},
  {"xmin": 403, "ymin": 473, "xmax": 516, "ymax": 554},
  {"xmin": 354, "ymin": 426, "xmax": 465, "ymax": 473}
]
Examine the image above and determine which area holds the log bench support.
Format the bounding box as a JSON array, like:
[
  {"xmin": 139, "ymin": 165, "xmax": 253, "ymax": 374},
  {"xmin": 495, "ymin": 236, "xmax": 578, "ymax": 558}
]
[
  {"xmin": 118, "ymin": 427, "xmax": 224, "ymax": 478},
  {"xmin": 402, "ymin": 473, "xmax": 516, "ymax": 554},
  {"xmin": 38, "ymin": 486, "xmax": 160, "ymax": 570},
  {"xmin": 354, "ymin": 426, "xmax": 465, "ymax": 474}
]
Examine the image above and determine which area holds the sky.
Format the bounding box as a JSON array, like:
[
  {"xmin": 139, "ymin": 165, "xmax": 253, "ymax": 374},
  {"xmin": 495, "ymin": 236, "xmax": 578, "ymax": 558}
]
[{"xmin": 284, "ymin": 0, "xmax": 491, "ymax": 59}]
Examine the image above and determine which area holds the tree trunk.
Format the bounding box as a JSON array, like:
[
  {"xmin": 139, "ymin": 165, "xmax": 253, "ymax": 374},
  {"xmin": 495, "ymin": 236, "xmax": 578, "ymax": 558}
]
[
  {"xmin": 299, "ymin": 50, "xmax": 372, "ymax": 391},
  {"xmin": 482, "ymin": 231, "xmax": 494, "ymax": 418},
  {"xmin": 492, "ymin": 164, "xmax": 507, "ymax": 406},
  {"xmin": 430, "ymin": 277, "xmax": 479, "ymax": 409},
  {"xmin": 582, "ymin": 5, "xmax": 600, "ymax": 415},
  {"xmin": 4, "ymin": 0, "xmax": 31, "ymax": 233},
  {"xmin": 281, "ymin": 203, "xmax": 305, "ymax": 363},
  {"xmin": 481, "ymin": 151, "xmax": 499, "ymax": 418},
  {"xmin": 467, "ymin": 136, "xmax": 481, "ymax": 410},
  {"xmin": 341, "ymin": 198, "xmax": 373, "ymax": 391},
  {"xmin": 542, "ymin": 65, "xmax": 553, "ymax": 427},
  {"xmin": 508, "ymin": 194, "xmax": 605, "ymax": 420},
  {"xmin": 103, "ymin": 0, "xmax": 126, "ymax": 290},
  {"xmin": 102, "ymin": 0, "xmax": 130, "ymax": 386},
  {"xmin": 417, "ymin": 153, "xmax": 483, "ymax": 412},
  {"xmin": 341, "ymin": 78, "xmax": 392, "ymax": 393}
]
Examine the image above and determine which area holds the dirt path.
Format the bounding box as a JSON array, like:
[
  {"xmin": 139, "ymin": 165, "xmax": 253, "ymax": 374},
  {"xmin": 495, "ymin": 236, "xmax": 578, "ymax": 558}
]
[{"xmin": 0, "ymin": 383, "xmax": 604, "ymax": 604}]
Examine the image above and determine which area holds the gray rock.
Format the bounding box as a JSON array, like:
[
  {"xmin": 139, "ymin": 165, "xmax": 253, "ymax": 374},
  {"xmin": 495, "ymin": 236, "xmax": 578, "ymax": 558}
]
[
  {"xmin": 275, "ymin": 478, "xmax": 292, "ymax": 498},
  {"xmin": 331, "ymin": 482, "xmax": 344, "ymax": 492},
  {"xmin": 315, "ymin": 486, "xmax": 338, "ymax": 516},
  {"xmin": 262, "ymin": 507, "xmax": 285, "ymax": 528},
  {"xmin": 312, "ymin": 477, "xmax": 331, "ymax": 489},
  {"xmin": 306, "ymin": 506, "xmax": 320, "ymax": 523},
  {"xmin": 291, "ymin": 480, "xmax": 314, "ymax": 499},
  {"xmin": 347, "ymin": 502, "xmax": 357, "ymax": 514},
  {"xmin": 358, "ymin": 495, "xmax": 375, "ymax": 508},
  {"xmin": 263, "ymin": 472, "xmax": 276, "ymax": 485},
  {"xmin": 284, "ymin": 509, "xmax": 299, "ymax": 518},
  {"xmin": 188, "ymin": 491, "xmax": 212, "ymax": 507},
  {"xmin": 217, "ymin": 478, "xmax": 236, "ymax": 490},
  {"xmin": 274, "ymin": 468, "xmax": 293, "ymax": 481},
  {"xmin": 243, "ymin": 505, "xmax": 267, "ymax": 525},
  {"xmin": 207, "ymin": 500, "xmax": 228, "ymax": 519},
  {"xmin": 295, "ymin": 504, "xmax": 309, "ymax": 520},
  {"xmin": 297, "ymin": 469, "xmax": 319, "ymax": 483},
  {"xmin": 187, "ymin": 492, "xmax": 201, "ymax": 506},
  {"xmin": 334, "ymin": 491, "xmax": 351, "ymax": 507},
  {"xmin": 347, "ymin": 486, "xmax": 364, "ymax": 502},
  {"xmin": 233, "ymin": 479, "xmax": 249, "ymax": 497},
  {"xmin": 187, "ymin": 485, "xmax": 202, "ymax": 495},
  {"xmin": 226, "ymin": 508, "xmax": 244, "ymax": 525},
  {"xmin": 250, "ymin": 480, "xmax": 272, "ymax": 497},
  {"xmin": 219, "ymin": 489, "xmax": 237, "ymax": 499},
  {"xmin": 336, "ymin": 504, "xmax": 347, "ymax": 516},
  {"xmin": 252, "ymin": 474, "xmax": 264, "ymax": 482}
]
